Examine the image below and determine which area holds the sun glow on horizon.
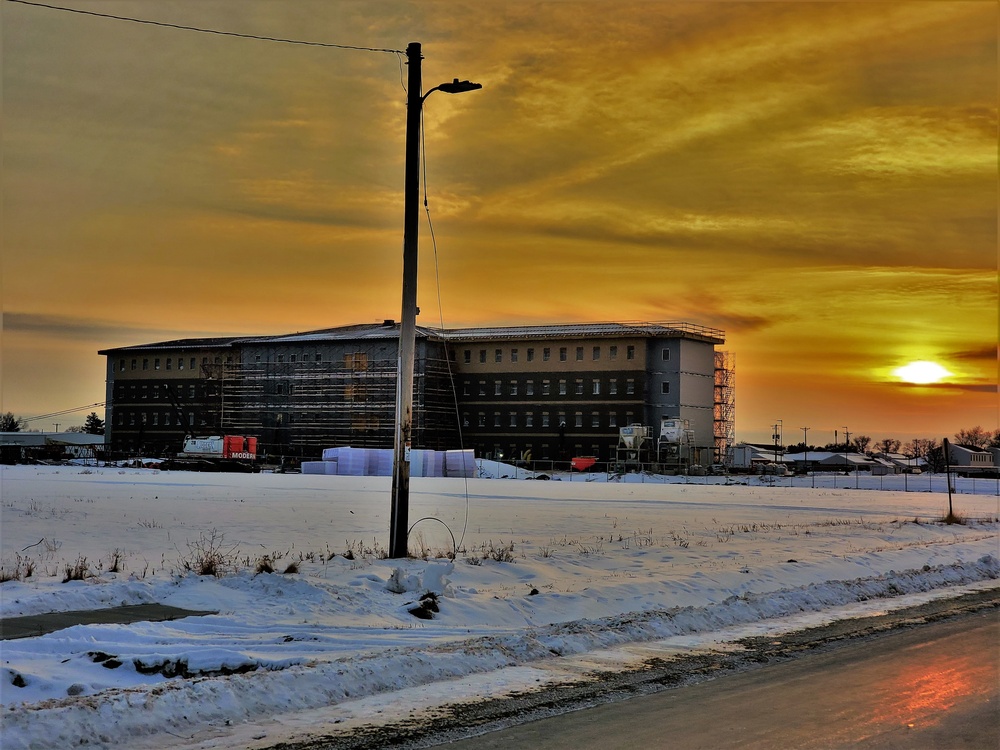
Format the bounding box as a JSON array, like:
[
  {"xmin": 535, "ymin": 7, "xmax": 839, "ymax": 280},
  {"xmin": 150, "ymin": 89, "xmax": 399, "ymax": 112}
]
[{"xmin": 893, "ymin": 361, "xmax": 953, "ymax": 385}]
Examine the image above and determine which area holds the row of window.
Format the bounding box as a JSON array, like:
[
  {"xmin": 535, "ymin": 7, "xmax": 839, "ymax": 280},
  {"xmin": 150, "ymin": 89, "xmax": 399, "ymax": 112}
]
[
  {"xmin": 464, "ymin": 378, "xmax": 636, "ymax": 397},
  {"xmin": 114, "ymin": 383, "xmax": 217, "ymax": 401},
  {"xmin": 462, "ymin": 410, "xmax": 637, "ymax": 430},
  {"xmin": 459, "ymin": 345, "xmax": 673, "ymax": 365},
  {"xmin": 462, "ymin": 378, "xmax": 670, "ymax": 397},
  {"xmin": 118, "ymin": 355, "xmax": 230, "ymax": 373},
  {"xmin": 115, "ymin": 411, "xmax": 200, "ymax": 427}
]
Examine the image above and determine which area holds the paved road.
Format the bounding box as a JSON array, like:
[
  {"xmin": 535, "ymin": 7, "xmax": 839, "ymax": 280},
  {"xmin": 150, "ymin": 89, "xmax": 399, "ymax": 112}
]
[{"xmin": 439, "ymin": 610, "xmax": 998, "ymax": 750}]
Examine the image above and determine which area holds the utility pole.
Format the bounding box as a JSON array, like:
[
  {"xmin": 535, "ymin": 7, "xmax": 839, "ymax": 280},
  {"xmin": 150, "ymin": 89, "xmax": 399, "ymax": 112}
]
[
  {"xmin": 801, "ymin": 426, "xmax": 811, "ymax": 487},
  {"xmin": 842, "ymin": 426, "xmax": 850, "ymax": 473},
  {"xmin": 389, "ymin": 43, "xmax": 481, "ymax": 559},
  {"xmin": 389, "ymin": 41, "xmax": 424, "ymax": 561}
]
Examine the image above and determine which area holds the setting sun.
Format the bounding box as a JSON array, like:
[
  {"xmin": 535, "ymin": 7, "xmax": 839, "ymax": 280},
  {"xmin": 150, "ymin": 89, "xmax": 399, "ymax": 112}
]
[{"xmin": 893, "ymin": 361, "xmax": 952, "ymax": 385}]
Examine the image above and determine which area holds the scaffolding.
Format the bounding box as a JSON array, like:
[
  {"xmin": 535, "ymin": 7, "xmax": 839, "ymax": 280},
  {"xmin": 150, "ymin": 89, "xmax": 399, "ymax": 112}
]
[
  {"xmin": 218, "ymin": 344, "xmax": 461, "ymax": 458},
  {"xmin": 714, "ymin": 351, "xmax": 735, "ymax": 465}
]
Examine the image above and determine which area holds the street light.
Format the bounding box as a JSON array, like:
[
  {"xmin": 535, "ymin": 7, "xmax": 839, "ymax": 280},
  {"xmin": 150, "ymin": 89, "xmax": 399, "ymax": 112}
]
[{"xmin": 390, "ymin": 42, "xmax": 481, "ymax": 559}]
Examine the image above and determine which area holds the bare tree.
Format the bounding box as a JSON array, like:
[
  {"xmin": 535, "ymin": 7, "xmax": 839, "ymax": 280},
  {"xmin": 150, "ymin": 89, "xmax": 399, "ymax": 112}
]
[
  {"xmin": 852, "ymin": 435, "xmax": 872, "ymax": 454},
  {"xmin": 877, "ymin": 438, "xmax": 902, "ymax": 454},
  {"xmin": 955, "ymin": 426, "xmax": 991, "ymax": 449},
  {"xmin": 906, "ymin": 437, "xmax": 938, "ymax": 460}
]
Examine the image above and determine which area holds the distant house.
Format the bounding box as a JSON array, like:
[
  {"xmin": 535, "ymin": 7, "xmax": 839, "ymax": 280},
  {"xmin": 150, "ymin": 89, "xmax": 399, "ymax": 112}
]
[
  {"xmin": 873, "ymin": 452, "xmax": 927, "ymax": 473},
  {"xmin": 946, "ymin": 443, "xmax": 996, "ymax": 475},
  {"xmin": 782, "ymin": 451, "xmax": 876, "ymax": 472},
  {"xmin": 732, "ymin": 443, "xmax": 783, "ymax": 470},
  {"xmin": 0, "ymin": 432, "xmax": 105, "ymax": 463}
]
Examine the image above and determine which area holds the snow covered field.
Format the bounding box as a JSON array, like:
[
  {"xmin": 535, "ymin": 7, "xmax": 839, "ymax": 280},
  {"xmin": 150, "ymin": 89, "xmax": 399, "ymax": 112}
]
[{"xmin": 1, "ymin": 464, "xmax": 998, "ymax": 749}]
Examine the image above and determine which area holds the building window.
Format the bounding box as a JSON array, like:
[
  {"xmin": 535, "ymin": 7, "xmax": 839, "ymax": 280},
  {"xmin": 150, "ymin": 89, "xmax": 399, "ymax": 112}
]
[
  {"xmin": 118, "ymin": 359, "xmax": 125, "ymax": 372},
  {"xmin": 166, "ymin": 358, "xmax": 172, "ymax": 371},
  {"xmin": 494, "ymin": 380, "xmax": 502, "ymax": 396},
  {"xmin": 510, "ymin": 413, "xmax": 517, "ymax": 427},
  {"xmin": 141, "ymin": 385, "xmax": 148, "ymax": 400},
  {"xmin": 627, "ymin": 345, "xmax": 635, "ymax": 360},
  {"xmin": 153, "ymin": 385, "xmax": 160, "ymax": 399},
  {"xmin": 626, "ymin": 379, "xmax": 635, "ymax": 395},
  {"xmin": 495, "ymin": 349, "xmax": 503, "ymax": 363},
  {"xmin": 462, "ymin": 413, "xmax": 470, "ymax": 427},
  {"xmin": 559, "ymin": 347, "xmax": 568, "ymax": 362},
  {"xmin": 593, "ymin": 346, "xmax": 600, "ymax": 361},
  {"xmin": 609, "ymin": 379, "xmax": 618, "ymax": 395},
  {"xmin": 478, "ymin": 380, "xmax": 486, "ymax": 396},
  {"xmin": 574, "ymin": 412, "xmax": 583, "ymax": 428},
  {"xmin": 191, "ymin": 358, "xmax": 197, "ymax": 370},
  {"xmin": 542, "ymin": 413, "xmax": 550, "ymax": 428},
  {"xmin": 129, "ymin": 413, "xmax": 135, "ymax": 426},
  {"xmin": 254, "ymin": 354, "xmax": 261, "ymax": 363},
  {"xmin": 154, "ymin": 358, "xmax": 160, "ymax": 370},
  {"xmin": 142, "ymin": 359, "xmax": 149, "ymax": 370},
  {"xmin": 592, "ymin": 412, "xmax": 600, "ymax": 427},
  {"xmin": 662, "ymin": 348, "xmax": 670, "ymax": 361},
  {"xmin": 178, "ymin": 358, "xmax": 185, "ymax": 371},
  {"xmin": 543, "ymin": 347, "xmax": 551, "ymax": 361},
  {"xmin": 559, "ymin": 380, "xmax": 567, "ymax": 395},
  {"xmin": 164, "ymin": 412, "xmax": 171, "ymax": 426},
  {"xmin": 526, "ymin": 413, "xmax": 534, "ymax": 427},
  {"xmin": 152, "ymin": 412, "xmax": 159, "ymax": 426},
  {"xmin": 609, "ymin": 412, "xmax": 618, "ymax": 427},
  {"xmin": 345, "ymin": 352, "xmax": 368, "ymax": 370},
  {"xmin": 478, "ymin": 413, "xmax": 486, "ymax": 427},
  {"xmin": 462, "ymin": 381, "xmax": 471, "ymax": 396},
  {"xmin": 464, "ymin": 350, "xmax": 471, "ymax": 364},
  {"xmin": 315, "ymin": 353, "xmax": 322, "ymax": 362},
  {"xmin": 479, "ymin": 349, "xmax": 487, "ymax": 363},
  {"xmin": 510, "ymin": 381, "xmax": 518, "ymax": 396},
  {"xmin": 661, "ymin": 382, "xmax": 670, "ymax": 394},
  {"xmin": 526, "ymin": 380, "xmax": 534, "ymax": 396},
  {"xmin": 189, "ymin": 385, "xmax": 196, "ymax": 398},
  {"xmin": 131, "ymin": 359, "xmax": 137, "ymax": 370},
  {"xmin": 592, "ymin": 380, "xmax": 601, "ymax": 395},
  {"xmin": 290, "ymin": 354, "xmax": 297, "ymax": 363},
  {"xmin": 576, "ymin": 346, "xmax": 584, "ymax": 361},
  {"xmin": 277, "ymin": 354, "xmax": 284, "ymax": 363},
  {"xmin": 494, "ymin": 413, "xmax": 501, "ymax": 427},
  {"xmin": 575, "ymin": 379, "xmax": 584, "ymax": 395},
  {"xmin": 189, "ymin": 413, "xmax": 195, "ymax": 426},
  {"xmin": 542, "ymin": 380, "xmax": 551, "ymax": 396},
  {"xmin": 511, "ymin": 348, "xmax": 518, "ymax": 363},
  {"xmin": 526, "ymin": 348, "xmax": 535, "ymax": 362},
  {"xmin": 609, "ymin": 345, "xmax": 618, "ymax": 359}
]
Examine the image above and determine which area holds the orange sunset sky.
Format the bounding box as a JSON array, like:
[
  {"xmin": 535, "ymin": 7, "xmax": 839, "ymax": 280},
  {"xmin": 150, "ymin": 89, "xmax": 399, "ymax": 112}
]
[{"xmin": 2, "ymin": 0, "xmax": 997, "ymax": 445}]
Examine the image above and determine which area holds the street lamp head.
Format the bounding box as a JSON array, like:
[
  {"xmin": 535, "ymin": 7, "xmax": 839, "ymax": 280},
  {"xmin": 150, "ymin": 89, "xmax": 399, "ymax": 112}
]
[{"xmin": 436, "ymin": 78, "xmax": 482, "ymax": 94}]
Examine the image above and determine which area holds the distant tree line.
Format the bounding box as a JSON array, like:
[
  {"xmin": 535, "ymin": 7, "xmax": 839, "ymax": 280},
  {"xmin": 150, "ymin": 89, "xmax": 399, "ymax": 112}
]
[
  {"xmin": 0, "ymin": 411, "xmax": 104, "ymax": 435},
  {"xmin": 783, "ymin": 426, "xmax": 999, "ymax": 473}
]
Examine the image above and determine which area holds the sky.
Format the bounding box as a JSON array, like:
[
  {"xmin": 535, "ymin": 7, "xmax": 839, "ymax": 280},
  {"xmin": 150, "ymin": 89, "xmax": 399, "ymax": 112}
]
[{"xmin": 2, "ymin": 0, "xmax": 997, "ymax": 445}]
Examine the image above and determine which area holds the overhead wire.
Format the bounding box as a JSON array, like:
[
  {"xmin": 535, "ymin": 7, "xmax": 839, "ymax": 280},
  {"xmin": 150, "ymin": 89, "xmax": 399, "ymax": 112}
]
[
  {"xmin": 419, "ymin": 103, "xmax": 474, "ymax": 554},
  {"xmin": 5, "ymin": 0, "xmax": 404, "ymax": 54}
]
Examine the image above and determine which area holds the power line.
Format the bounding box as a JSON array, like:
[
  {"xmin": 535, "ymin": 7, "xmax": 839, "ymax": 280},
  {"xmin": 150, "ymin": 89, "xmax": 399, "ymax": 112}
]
[
  {"xmin": 6, "ymin": 0, "xmax": 404, "ymax": 54},
  {"xmin": 23, "ymin": 402, "xmax": 107, "ymax": 423}
]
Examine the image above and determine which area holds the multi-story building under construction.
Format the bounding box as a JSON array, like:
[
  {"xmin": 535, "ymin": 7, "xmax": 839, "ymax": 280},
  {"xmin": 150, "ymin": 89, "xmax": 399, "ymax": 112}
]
[{"xmin": 99, "ymin": 320, "xmax": 735, "ymax": 466}]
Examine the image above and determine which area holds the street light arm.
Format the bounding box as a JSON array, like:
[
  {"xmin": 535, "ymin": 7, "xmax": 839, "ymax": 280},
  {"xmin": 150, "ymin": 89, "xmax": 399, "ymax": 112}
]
[{"xmin": 421, "ymin": 78, "xmax": 482, "ymax": 103}]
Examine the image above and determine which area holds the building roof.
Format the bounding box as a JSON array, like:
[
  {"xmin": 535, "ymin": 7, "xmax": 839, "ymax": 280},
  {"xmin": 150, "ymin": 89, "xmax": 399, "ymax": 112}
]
[
  {"xmin": 99, "ymin": 320, "xmax": 725, "ymax": 355},
  {"xmin": 438, "ymin": 321, "xmax": 725, "ymax": 344}
]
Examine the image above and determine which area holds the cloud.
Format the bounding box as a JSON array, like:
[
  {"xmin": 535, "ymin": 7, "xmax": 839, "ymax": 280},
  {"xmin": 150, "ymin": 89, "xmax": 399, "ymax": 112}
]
[
  {"xmin": 950, "ymin": 345, "xmax": 999, "ymax": 363},
  {"xmin": 2, "ymin": 313, "xmax": 241, "ymax": 344}
]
